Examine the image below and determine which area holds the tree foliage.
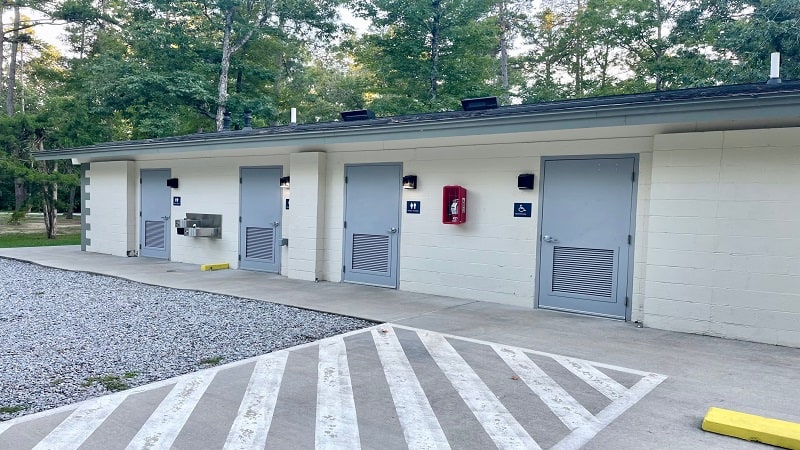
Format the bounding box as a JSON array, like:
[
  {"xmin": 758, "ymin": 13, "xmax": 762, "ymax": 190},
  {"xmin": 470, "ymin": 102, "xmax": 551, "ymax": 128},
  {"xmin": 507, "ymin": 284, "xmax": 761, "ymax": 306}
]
[
  {"xmin": 0, "ymin": 0, "xmax": 798, "ymax": 226},
  {"xmin": 352, "ymin": 0, "xmax": 501, "ymax": 113}
]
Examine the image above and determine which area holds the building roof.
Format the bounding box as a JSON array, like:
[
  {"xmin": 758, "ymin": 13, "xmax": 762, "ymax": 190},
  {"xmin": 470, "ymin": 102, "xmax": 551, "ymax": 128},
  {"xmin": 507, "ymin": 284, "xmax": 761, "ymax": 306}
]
[{"xmin": 36, "ymin": 81, "xmax": 800, "ymax": 162}]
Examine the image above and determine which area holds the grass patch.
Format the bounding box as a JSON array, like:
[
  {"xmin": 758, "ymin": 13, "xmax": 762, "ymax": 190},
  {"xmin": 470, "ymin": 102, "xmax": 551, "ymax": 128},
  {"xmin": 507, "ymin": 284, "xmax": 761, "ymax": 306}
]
[
  {"xmin": 199, "ymin": 356, "xmax": 224, "ymax": 366},
  {"xmin": 82, "ymin": 374, "xmax": 135, "ymax": 392},
  {"xmin": 0, "ymin": 405, "xmax": 26, "ymax": 414},
  {"xmin": 0, "ymin": 233, "xmax": 80, "ymax": 248}
]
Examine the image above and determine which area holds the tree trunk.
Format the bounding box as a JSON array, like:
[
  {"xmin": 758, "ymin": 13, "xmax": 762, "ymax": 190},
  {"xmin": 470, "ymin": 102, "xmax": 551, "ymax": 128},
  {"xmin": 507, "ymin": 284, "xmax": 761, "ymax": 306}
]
[
  {"xmin": 52, "ymin": 160, "xmax": 59, "ymax": 210},
  {"xmin": 215, "ymin": 10, "xmax": 234, "ymax": 131},
  {"xmin": 42, "ymin": 184, "xmax": 57, "ymax": 239},
  {"xmin": 212, "ymin": 5, "xmax": 264, "ymax": 130},
  {"xmin": 66, "ymin": 186, "xmax": 76, "ymax": 219},
  {"xmin": 569, "ymin": 0, "xmax": 584, "ymax": 97},
  {"xmin": 6, "ymin": 4, "xmax": 21, "ymax": 115},
  {"xmin": 0, "ymin": 1, "xmax": 5, "ymax": 115},
  {"xmin": 655, "ymin": 0, "xmax": 663, "ymax": 91},
  {"xmin": 14, "ymin": 177, "xmax": 26, "ymax": 211},
  {"xmin": 39, "ymin": 148, "xmax": 58, "ymax": 237},
  {"xmin": 429, "ymin": 0, "xmax": 442, "ymax": 107},
  {"xmin": 499, "ymin": 1, "xmax": 510, "ymax": 103}
]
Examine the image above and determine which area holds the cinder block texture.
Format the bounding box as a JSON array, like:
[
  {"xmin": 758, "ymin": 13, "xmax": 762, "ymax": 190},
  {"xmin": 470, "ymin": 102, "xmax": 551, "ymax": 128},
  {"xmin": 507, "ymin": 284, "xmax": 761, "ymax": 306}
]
[{"xmin": 646, "ymin": 128, "xmax": 800, "ymax": 346}]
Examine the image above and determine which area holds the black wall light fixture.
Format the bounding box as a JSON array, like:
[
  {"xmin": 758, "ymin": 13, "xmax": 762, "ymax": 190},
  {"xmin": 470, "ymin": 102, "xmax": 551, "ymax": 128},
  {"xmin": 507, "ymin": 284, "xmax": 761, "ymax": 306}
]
[
  {"xmin": 166, "ymin": 178, "xmax": 179, "ymax": 188},
  {"xmin": 402, "ymin": 175, "xmax": 418, "ymax": 190},
  {"xmin": 518, "ymin": 174, "xmax": 534, "ymax": 190},
  {"xmin": 280, "ymin": 176, "xmax": 290, "ymax": 188}
]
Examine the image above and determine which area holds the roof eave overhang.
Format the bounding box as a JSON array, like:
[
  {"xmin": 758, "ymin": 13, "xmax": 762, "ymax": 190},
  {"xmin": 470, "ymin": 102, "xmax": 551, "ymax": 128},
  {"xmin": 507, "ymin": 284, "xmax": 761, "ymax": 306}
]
[{"xmin": 35, "ymin": 91, "xmax": 800, "ymax": 162}]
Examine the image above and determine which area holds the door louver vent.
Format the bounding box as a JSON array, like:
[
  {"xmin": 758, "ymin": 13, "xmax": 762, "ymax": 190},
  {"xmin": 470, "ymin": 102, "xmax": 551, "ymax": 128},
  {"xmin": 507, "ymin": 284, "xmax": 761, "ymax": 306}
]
[
  {"xmin": 144, "ymin": 220, "xmax": 165, "ymax": 249},
  {"xmin": 352, "ymin": 234, "xmax": 389, "ymax": 272},
  {"xmin": 246, "ymin": 227, "xmax": 275, "ymax": 261},
  {"xmin": 552, "ymin": 246, "xmax": 614, "ymax": 298}
]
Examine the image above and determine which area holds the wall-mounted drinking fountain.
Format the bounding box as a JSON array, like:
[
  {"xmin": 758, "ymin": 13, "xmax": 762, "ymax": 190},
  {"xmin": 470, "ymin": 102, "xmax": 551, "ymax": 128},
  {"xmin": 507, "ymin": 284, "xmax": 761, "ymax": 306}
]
[{"xmin": 175, "ymin": 213, "xmax": 222, "ymax": 238}]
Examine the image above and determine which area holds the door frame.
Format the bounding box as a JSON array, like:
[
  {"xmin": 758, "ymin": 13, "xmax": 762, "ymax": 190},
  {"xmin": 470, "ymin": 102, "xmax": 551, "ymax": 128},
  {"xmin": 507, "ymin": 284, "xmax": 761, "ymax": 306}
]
[
  {"xmin": 341, "ymin": 162, "xmax": 403, "ymax": 288},
  {"xmin": 238, "ymin": 165, "xmax": 283, "ymax": 273},
  {"xmin": 534, "ymin": 154, "xmax": 639, "ymax": 320},
  {"xmin": 139, "ymin": 168, "xmax": 172, "ymax": 260}
]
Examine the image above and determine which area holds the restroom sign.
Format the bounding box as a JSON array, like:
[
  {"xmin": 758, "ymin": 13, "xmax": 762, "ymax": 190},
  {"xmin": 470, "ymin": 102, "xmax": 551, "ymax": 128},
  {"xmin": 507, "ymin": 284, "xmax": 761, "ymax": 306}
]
[
  {"xmin": 406, "ymin": 201, "xmax": 421, "ymax": 214},
  {"xmin": 514, "ymin": 202, "xmax": 532, "ymax": 218}
]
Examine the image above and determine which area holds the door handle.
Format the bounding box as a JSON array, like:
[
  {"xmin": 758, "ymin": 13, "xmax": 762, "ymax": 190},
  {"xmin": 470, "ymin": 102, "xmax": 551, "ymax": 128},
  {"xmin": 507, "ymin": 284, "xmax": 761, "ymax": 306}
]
[
  {"xmin": 272, "ymin": 221, "xmax": 280, "ymax": 227},
  {"xmin": 542, "ymin": 235, "xmax": 558, "ymax": 243},
  {"xmin": 161, "ymin": 215, "xmax": 170, "ymax": 221},
  {"xmin": 388, "ymin": 227, "xmax": 398, "ymax": 234}
]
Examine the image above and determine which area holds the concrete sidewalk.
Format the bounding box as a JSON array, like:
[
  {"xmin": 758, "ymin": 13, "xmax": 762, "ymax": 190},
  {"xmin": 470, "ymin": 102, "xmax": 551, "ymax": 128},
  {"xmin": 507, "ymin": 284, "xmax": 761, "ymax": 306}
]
[{"xmin": 1, "ymin": 246, "xmax": 799, "ymax": 449}]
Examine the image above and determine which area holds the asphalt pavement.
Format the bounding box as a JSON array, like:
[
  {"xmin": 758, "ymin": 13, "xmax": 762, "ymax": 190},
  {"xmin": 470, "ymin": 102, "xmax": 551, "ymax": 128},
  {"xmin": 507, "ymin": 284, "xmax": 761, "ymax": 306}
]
[{"xmin": 1, "ymin": 246, "xmax": 798, "ymax": 449}]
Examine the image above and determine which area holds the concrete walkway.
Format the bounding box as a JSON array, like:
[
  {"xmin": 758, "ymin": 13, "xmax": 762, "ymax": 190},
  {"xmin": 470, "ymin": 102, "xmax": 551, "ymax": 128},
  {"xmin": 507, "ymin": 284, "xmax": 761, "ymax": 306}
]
[{"xmin": 1, "ymin": 246, "xmax": 799, "ymax": 449}]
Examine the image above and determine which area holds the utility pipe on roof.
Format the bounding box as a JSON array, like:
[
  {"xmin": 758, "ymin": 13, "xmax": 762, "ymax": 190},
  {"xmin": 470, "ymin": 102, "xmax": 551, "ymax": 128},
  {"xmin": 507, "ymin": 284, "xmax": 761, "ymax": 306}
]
[{"xmin": 769, "ymin": 52, "xmax": 782, "ymax": 84}]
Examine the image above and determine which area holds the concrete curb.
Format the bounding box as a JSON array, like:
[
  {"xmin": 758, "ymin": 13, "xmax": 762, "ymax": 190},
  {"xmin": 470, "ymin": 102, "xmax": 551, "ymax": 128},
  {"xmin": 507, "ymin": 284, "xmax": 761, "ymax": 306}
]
[
  {"xmin": 702, "ymin": 407, "xmax": 800, "ymax": 449},
  {"xmin": 200, "ymin": 262, "xmax": 230, "ymax": 271}
]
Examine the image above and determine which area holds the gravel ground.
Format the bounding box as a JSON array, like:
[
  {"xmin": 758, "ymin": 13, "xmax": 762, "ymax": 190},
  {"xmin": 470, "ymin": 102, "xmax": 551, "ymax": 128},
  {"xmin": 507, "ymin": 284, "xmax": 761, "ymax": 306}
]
[{"xmin": 0, "ymin": 258, "xmax": 374, "ymax": 421}]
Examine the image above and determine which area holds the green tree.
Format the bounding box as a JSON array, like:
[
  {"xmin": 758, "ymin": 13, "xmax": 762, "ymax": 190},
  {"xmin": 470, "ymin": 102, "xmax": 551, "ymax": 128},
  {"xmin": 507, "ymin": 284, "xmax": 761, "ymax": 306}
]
[
  {"xmin": 515, "ymin": 7, "xmax": 573, "ymax": 102},
  {"xmin": 271, "ymin": 46, "xmax": 376, "ymax": 124},
  {"xmin": 0, "ymin": 113, "xmax": 78, "ymax": 236},
  {"xmin": 132, "ymin": 0, "xmax": 346, "ymax": 131},
  {"xmin": 489, "ymin": 0, "xmax": 535, "ymax": 102},
  {"xmin": 353, "ymin": 0, "xmax": 500, "ymax": 114},
  {"xmin": 2, "ymin": 0, "xmax": 68, "ymax": 115},
  {"xmin": 56, "ymin": 0, "xmax": 348, "ymax": 134},
  {"xmin": 674, "ymin": 0, "xmax": 800, "ymax": 83}
]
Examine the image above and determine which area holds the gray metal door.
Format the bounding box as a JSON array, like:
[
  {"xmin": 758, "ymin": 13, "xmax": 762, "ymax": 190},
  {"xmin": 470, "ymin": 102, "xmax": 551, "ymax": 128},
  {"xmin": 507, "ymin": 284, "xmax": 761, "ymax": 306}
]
[
  {"xmin": 343, "ymin": 164, "xmax": 401, "ymax": 288},
  {"xmin": 140, "ymin": 169, "xmax": 171, "ymax": 259},
  {"xmin": 239, "ymin": 167, "xmax": 282, "ymax": 273},
  {"xmin": 538, "ymin": 157, "xmax": 636, "ymax": 319}
]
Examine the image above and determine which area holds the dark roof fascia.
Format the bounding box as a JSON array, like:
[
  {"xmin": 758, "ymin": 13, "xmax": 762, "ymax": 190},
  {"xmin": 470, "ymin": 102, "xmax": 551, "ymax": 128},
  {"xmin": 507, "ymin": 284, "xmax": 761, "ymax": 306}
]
[{"xmin": 35, "ymin": 82, "xmax": 800, "ymax": 161}]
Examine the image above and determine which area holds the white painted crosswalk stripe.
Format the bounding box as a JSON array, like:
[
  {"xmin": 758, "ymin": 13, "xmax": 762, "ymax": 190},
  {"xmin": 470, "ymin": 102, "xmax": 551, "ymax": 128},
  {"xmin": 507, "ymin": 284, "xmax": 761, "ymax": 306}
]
[
  {"xmin": 372, "ymin": 328, "xmax": 451, "ymax": 450},
  {"xmin": 125, "ymin": 369, "xmax": 218, "ymax": 450},
  {"xmin": 316, "ymin": 336, "xmax": 360, "ymax": 450},
  {"xmin": 418, "ymin": 330, "xmax": 541, "ymax": 450},
  {"xmin": 493, "ymin": 346, "xmax": 596, "ymax": 431},
  {"xmin": 1, "ymin": 324, "xmax": 667, "ymax": 450},
  {"xmin": 32, "ymin": 391, "xmax": 126, "ymax": 450},
  {"xmin": 223, "ymin": 351, "xmax": 289, "ymax": 450},
  {"xmin": 552, "ymin": 372, "xmax": 667, "ymax": 450},
  {"xmin": 553, "ymin": 356, "xmax": 628, "ymax": 400}
]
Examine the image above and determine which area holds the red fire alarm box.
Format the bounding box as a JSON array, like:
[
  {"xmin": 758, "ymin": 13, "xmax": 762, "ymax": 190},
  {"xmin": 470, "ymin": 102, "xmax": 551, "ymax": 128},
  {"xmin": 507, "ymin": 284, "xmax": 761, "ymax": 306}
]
[{"xmin": 443, "ymin": 185, "xmax": 467, "ymax": 224}]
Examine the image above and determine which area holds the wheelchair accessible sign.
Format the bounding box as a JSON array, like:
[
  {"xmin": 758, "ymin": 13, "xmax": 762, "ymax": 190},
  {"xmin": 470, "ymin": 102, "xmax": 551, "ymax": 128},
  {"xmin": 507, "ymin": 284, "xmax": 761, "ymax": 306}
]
[{"xmin": 514, "ymin": 203, "xmax": 532, "ymax": 218}]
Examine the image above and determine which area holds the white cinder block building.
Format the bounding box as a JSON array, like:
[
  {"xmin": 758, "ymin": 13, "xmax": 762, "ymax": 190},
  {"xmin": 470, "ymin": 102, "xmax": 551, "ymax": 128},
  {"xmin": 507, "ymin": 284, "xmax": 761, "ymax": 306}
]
[{"xmin": 38, "ymin": 82, "xmax": 800, "ymax": 347}]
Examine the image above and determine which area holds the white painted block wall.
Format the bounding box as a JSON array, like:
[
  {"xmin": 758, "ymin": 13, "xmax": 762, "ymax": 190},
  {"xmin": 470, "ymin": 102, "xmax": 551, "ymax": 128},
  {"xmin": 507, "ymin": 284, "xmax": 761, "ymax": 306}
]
[
  {"xmin": 646, "ymin": 128, "xmax": 800, "ymax": 346},
  {"xmin": 322, "ymin": 135, "xmax": 652, "ymax": 308},
  {"xmin": 81, "ymin": 126, "xmax": 800, "ymax": 347},
  {"xmin": 85, "ymin": 134, "xmax": 652, "ymax": 320},
  {"xmin": 632, "ymin": 151, "xmax": 653, "ymax": 322},
  {"xmin": 85, "ymin": 161, "xmax": 137, "ymax": 257},
  {"xmin": 136, "ymin": 154, "xmax": 289, "ymax": 268},
  {"xmin": 287, "ymin": 152, "xmax": 326, "ymax": 281}
]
